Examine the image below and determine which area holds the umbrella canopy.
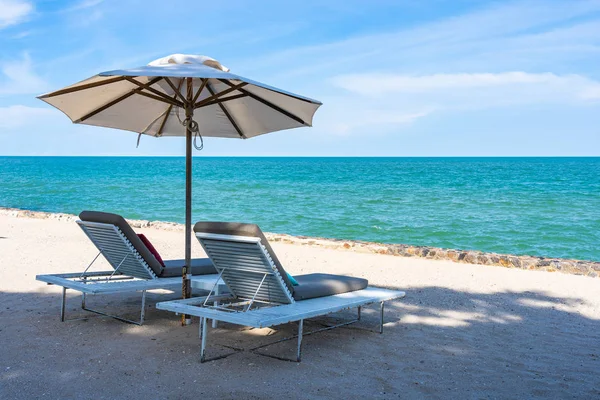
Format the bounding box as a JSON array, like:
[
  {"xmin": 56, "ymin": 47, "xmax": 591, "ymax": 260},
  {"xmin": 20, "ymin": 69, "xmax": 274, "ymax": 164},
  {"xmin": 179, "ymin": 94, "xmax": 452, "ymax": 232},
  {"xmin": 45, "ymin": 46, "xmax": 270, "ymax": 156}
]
[
  {"xmin": 38, "ymin": 54, "xmax": 322, "ymax": 324},
  {"xmin": 38, "ymin": 54, "xmax": 321, "ymax": 139}
]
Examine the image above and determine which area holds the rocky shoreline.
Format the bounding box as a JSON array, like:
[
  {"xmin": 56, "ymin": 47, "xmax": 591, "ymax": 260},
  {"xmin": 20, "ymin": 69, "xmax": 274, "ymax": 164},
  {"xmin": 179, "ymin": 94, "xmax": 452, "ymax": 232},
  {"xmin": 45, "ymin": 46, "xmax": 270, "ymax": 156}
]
[{"xmin": 2, "ymin": 207, "xmax": 599, "ymax": 278}]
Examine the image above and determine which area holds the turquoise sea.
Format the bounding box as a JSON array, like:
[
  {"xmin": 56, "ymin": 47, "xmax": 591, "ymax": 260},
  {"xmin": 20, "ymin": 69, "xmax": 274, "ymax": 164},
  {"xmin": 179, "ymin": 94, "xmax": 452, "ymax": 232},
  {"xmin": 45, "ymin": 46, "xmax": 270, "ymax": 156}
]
[{"xmin": 1, "ymin": 157, "xmax": 599, "ymax": 261}]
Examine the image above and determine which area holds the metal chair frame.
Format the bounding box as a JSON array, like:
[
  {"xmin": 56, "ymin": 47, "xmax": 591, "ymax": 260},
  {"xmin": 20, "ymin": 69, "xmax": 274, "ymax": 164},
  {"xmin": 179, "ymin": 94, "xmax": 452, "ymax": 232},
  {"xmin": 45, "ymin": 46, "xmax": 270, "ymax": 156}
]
[{"xmin": 156, "ymin": 231, "xmax": 405, "ymax": 362}]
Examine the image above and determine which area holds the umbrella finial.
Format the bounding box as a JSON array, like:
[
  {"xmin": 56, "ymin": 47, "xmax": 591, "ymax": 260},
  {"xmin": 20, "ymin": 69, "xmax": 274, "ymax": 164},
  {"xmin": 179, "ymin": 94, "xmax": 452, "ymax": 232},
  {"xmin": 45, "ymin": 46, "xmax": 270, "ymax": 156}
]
[{"xmin": 148, "ymin": 54, "xmax": 230, "ymax": 72}]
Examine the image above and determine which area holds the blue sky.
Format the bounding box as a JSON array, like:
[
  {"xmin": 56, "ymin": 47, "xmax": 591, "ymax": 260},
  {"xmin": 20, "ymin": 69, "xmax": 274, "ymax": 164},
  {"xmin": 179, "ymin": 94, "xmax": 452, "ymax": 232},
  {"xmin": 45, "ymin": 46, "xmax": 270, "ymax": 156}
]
[{"xmin": 0, "ymin": 0, "xmax": 599, "ymax": 156}]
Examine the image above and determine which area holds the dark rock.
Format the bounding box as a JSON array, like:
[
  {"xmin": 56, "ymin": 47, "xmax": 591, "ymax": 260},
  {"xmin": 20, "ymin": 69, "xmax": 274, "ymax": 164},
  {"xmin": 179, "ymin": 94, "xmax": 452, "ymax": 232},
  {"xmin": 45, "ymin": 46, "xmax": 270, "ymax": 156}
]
[
  {"xmin": 464, "ymin": 252, "xmax": 479, "ymax": 264},
  {"xmin": 477, "ymin": 255, "xmax": 490, "ymax": 265},
  {"xmin": 509, "ymin": 257, "xmax": 522, "ymax": 268}
]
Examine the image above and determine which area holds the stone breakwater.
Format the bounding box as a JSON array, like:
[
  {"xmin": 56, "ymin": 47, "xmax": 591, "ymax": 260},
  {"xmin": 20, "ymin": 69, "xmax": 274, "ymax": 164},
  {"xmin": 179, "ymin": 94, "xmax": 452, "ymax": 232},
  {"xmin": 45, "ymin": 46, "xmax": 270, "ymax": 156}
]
[{"xmin": 2, "ymin": 207, "xmax": 599, "ymax": 278}]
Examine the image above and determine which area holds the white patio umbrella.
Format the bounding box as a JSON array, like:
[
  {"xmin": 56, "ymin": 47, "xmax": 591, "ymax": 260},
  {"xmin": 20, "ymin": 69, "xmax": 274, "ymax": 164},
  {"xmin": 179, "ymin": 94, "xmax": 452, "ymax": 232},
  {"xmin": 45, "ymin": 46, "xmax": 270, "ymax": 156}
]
[{"xmin": 38, "ymin": 54, "xmax": 322, "ymax": 324}]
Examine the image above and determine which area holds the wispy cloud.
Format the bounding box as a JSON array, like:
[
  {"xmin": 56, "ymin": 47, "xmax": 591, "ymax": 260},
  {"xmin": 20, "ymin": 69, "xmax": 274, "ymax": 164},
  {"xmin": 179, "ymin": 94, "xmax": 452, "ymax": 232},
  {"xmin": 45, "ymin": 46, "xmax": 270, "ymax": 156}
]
[
  {"xmin": 0, "ymin": 105, "xmax": 57, "ymax": 130},
  {"xmin": 0, "ymin": 0, "xmax": 33, "ymax": 29},
  {"xmin": 318, "ymin": 106, "xmax": 433, "ymax": 136},
  {"xmin": 241, "ymin": 0, "xmax": 600, "ymax": 81},
  {"xmin": 0, "ymin": 53, "xmax": 49, "ymax": 95},
  {"xmin": 56, "ymin": 0, "xmax": 104, "ymax": 27},
  {"xmin": 60, "ymin": 0, "xmax": 103, "ymax": 13},
  {"xmin": 11, "ymin": 28, "xmax": 34, "ymax": 38},
  {"xmin": 331, "ymin": 72, "xmax": 600, "ymax": 100},
  {"xmin": 322, "ymin": 71, "xmax": 600, "ymax": 133},
  {"xmin": 70, "ymin": 8, "xmax": 103, "ymax": 27},
  {"xmin": 225, "ymin": 1, "xmax": 600, "ymax": 138}
]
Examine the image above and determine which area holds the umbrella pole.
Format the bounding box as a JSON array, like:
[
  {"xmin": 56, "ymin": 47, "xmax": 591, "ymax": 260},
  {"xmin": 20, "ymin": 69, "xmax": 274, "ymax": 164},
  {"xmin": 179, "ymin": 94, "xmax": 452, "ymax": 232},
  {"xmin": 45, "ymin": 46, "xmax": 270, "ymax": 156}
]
[{"xmin": 182, "ymin": 77, "xmax": 193, "ymax": 326}]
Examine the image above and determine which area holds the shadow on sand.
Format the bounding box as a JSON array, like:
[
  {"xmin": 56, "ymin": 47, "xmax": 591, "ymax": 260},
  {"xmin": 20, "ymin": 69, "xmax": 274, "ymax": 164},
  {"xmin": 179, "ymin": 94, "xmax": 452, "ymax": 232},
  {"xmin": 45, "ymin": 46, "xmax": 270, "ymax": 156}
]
[{"xmin": 0, "ymin": 285, "xmax": 599, "ymax": 399}]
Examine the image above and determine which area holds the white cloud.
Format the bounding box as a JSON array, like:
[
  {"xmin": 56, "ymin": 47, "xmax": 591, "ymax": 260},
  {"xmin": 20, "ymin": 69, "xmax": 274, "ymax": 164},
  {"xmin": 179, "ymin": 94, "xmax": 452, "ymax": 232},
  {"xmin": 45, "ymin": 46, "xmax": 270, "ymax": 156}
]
[
  {"xmin": 0, "ymin": 105, "xmax": 57, "ymax": 130},
  {"xmin": 11, "ymin": 29, "xmax": 33, "ymax": 38},
  {"xmin": 321, "ymin": 108, "xmax": 432, "ymax": 136},
  {"xmin": 0, "ymin": 53, "xmax": 50, "ymax": 95},
  {"xmin": 55, "ymin": 0, "xmax": 104, "ymax": 28},
  {"xmin": 72, "ymin": 8, "xmax": 103, "ymax": 26},
  {"xmin": 240, "ymin": 1, "xmax": 600, "ymax": 82},
  {"xmin": 61, "ymin": 0, "xmax": 103, "ymax": 13},
  {"xmin": 331, "ymin": 72, "xmax": 600, "ymax": 99},
  {"xmin": 581, "ymin": 87, "xmax": 600, "ymax": 100},
  {"xmin": 313, "ymin": 71, "xmax": 600, "ymax": 135},
  {"xmin": 225, "ymin": 1, "xmax": 600, "ymax": 140},
  {"xmin": 0, "ymin": 0, "xmax": 33, "ymax": 29}
]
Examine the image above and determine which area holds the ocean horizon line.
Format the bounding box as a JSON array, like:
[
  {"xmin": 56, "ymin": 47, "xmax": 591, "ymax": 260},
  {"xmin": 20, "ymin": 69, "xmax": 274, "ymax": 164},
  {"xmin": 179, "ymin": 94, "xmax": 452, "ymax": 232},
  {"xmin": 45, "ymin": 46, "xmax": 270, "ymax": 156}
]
[{"xmin": 1, "ymin": 155, "xmax": 600, "ymax": 158}]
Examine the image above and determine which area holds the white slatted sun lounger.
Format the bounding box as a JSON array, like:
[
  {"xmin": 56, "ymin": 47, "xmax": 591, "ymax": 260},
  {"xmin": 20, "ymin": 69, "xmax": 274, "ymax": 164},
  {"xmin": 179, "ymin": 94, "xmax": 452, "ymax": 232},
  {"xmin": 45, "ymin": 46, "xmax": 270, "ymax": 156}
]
[
  {"xmin": 156, "ymin": 222, "xmax": 406, "ymax": 362},
  {"xmin": 36, "ymin": 211, "xmax": 220, "ymax": 325}
]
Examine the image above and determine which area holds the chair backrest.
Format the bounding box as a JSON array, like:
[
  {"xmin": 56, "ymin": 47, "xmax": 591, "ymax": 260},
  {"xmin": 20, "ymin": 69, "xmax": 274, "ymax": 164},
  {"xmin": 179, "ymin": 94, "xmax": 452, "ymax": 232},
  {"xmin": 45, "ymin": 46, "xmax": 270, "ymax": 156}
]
[
  {"xmin": 79, "ymin": 211, "xmax": 164, "ymax": 278},
  {"xmin": 194, "ymin": 222, "xmax": 294, "ymax": 305},
  {"xmin": 77, "ymin": 218, "xmax": 159, "ymax": 280}
]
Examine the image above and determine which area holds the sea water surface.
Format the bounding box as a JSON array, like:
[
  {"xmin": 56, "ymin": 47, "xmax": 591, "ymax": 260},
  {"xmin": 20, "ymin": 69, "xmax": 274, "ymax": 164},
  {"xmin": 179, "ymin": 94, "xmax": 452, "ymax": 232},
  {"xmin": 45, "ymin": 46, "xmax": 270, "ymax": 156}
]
[{"xmin": 1, "ymin": 157, "xmax": 599, "ymax": 261}]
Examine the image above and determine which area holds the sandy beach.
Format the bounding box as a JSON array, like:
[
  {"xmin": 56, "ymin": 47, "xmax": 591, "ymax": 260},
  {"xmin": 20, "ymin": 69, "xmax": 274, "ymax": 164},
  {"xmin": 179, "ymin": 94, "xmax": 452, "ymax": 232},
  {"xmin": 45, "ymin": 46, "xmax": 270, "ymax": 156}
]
[{"xmin": 1, "ymin": 213, "xmax": 599, "ymax": 399}]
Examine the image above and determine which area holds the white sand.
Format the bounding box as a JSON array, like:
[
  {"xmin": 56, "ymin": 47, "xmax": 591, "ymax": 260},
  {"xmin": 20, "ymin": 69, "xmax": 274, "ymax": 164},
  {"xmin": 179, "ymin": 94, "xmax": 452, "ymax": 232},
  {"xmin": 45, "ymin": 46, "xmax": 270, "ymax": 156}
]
[{"xmin": 1, "ymin": 214, "xmax": 599, "ymax": 399}]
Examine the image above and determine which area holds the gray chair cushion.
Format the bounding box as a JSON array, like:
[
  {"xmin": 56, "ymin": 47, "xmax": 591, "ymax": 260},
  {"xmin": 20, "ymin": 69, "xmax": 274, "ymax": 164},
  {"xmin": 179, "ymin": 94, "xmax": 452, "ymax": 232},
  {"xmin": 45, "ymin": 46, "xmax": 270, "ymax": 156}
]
[
  {"xmin": 292, "ymin": 273, "xmax": 368, "ymax": 301},
  {"xmin": 79, "ymin": 210, "xmax": 164, "ymax": 277},
  {"xmin": 193, "ymin": 221, "xmax": 294, "ymax": 293},
  {"xmin": 161, "ymin": 258, "xmax": 217, "ymax": 277}
]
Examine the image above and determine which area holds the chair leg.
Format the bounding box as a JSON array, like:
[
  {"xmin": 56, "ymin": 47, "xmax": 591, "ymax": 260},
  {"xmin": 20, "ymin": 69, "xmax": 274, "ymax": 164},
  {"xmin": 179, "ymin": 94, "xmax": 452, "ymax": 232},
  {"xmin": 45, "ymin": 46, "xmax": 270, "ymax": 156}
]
[
  {"xmin": 60, "ymin": 287, "xmax": 67, "ymax": 322},
  {"xmin": 200, "ymin": 317, "xmax": 208, "ymax": 363},
  {"xmin": 212, "ymin": 286, "xmax": 220, "ymax": 328},
  {"xmin": 297, "ymin": 319, "xmax": 304, "ymax": 362},
  {"xmin": 139, "ymin": 290, "xmax": 147, "ymax": 325},
  {"xmin": 379, "ymin": 301, "xmax": 384, "ymax": 334},
  {"xmin": 81, "ymin": 277, "xmax": 87, "ymax": 309},
  {"xmin": 357, "ymin": 306, "xmax": 361, "ymax": 321}
]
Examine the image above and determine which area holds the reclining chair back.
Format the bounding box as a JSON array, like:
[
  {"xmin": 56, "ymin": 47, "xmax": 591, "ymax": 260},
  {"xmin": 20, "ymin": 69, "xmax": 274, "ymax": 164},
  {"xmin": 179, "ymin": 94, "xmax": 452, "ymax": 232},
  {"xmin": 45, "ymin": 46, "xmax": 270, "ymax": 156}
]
[
  {"xmin": 195, "ymin": 225, "xmax": 294, "ymax": 305},
  {"xmin": 77, "ymin": 220, "xmax": 157, "ymax": 280}
]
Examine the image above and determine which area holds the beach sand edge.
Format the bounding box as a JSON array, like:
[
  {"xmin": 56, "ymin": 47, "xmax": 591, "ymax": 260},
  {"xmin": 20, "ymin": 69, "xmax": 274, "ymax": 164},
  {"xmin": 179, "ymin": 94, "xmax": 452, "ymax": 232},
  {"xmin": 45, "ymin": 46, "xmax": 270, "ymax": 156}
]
[{"xmin": 1, "ymin": 206, "xmax": 598, "ymax": 278}]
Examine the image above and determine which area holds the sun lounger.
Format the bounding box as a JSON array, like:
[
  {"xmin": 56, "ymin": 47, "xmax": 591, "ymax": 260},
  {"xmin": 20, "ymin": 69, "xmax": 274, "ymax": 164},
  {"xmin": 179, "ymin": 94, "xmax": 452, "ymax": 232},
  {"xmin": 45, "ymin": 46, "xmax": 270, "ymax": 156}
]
[
  {"xmin": 36, "ymin": 211, "xmax": 220, "ymax": 325},
  {"xmin": 156, "ymin": 222, "xmax": 406, "ymax": 362}
]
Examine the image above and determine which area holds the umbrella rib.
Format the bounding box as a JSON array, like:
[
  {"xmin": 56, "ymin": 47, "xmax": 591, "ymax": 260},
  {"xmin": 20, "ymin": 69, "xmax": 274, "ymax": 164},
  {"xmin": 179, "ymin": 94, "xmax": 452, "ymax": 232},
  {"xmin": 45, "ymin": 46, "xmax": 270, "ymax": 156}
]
[
  {"xmin": 136, "ymin": 90, "xmax": 182, "ymax": 107},
  {"xmin": 193, "ymin": 82, "xmax": 248, "ymax": 109},
  {"xmin": 39, "ymin": 76, "xmax": 126, "ymax": 98},
  {"xmin": 198, "ymin": 93, "xmax": 247, "ymax": 108},
  {"xmin": 217, "ymin": 79, "xmax": 306, "ymax": 125},
  {"xmin": 192, "ymin": 78, "xmax": 208, "ymax": 104},
  {"xmin": 140, "ymin": 110, "xmax": 169, "ymax": 135},
  {"xmin": 156, "ymin": 106, "xmax": 173, "ymax": 137},
  {"xmin": 157, "ymin": 79, "xmax": 184, "ymax": 137},
  {"xmin": 206, "ymin": 82, "xmax": 246, "ymax": 139},
  {"xmin": 164, "ymin": 77, "xmax": 187, "ymax": 104},
  {"xmin": 123, "ymin": 77, "xmax": 184, "ymax": 107},
  {"xmin": 75, "ymin": 76, "xmax": 163, "ymax": 123}
]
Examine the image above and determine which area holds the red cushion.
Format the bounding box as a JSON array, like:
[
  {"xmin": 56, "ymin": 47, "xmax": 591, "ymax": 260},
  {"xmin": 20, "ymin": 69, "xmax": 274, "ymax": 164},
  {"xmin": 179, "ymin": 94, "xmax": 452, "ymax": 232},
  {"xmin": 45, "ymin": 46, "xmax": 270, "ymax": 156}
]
[{"xmin": 137, "ymin": 234, "xmax": 165, "ymax": 267}]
